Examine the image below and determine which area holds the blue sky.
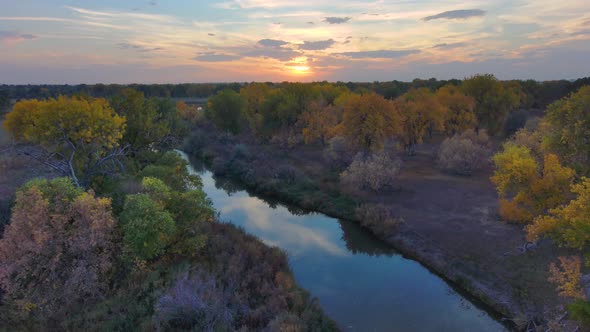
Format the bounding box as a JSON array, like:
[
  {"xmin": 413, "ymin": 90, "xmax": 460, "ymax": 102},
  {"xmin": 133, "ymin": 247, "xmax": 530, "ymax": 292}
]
[{"xmin": 1, "ymin": 0, "xmax": 589, "ymax": 83}]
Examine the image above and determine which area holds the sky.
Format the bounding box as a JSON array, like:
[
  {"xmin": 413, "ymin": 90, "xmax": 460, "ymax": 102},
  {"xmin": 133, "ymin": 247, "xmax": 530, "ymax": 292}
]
[{"xmin": 0, "ymin": 0, "xmax": 589, "ymax": 84}]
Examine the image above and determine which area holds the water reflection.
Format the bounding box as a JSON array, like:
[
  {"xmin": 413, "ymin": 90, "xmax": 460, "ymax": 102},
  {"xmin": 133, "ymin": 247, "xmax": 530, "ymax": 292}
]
[{"xmin": 179, "ymin": 152, "xmax": 507, "ymax": 332}]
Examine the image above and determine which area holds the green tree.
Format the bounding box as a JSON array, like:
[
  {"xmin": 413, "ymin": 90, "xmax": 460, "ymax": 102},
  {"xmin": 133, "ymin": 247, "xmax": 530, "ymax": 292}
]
[
  {"xmin": 461, "ymin": 74, "xmax": 519, "ymax": 135},
  {"xmin": 110, "ymin": 88, "xmax": 170, "ymax": 157},
  {"xmin": 206, "ymin": 89, "xmax": 246, "ymax": 134},
  {"xmin": 120, "ymin": 194, "xmax": 176, "ymax": 260},
  {"xmin": 544, "ymin": 86, "xmax": 590, "ymax": 175},
  {"xmin": 3, "ymin": 96, "xmax": 126, "ymax": 187}
]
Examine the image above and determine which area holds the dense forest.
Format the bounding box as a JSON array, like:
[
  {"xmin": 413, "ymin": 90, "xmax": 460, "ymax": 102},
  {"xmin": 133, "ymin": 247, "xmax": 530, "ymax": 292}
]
[{"xmin": 1, "ymin": 75, "xmax": 590, "ymax": 330}]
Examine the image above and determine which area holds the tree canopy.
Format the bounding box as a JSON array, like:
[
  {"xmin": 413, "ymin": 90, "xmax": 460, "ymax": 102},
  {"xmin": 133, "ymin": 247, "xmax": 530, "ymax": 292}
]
[{"xmin": 4, "ymin": 96, "xmax": 126, "ymax": 187}]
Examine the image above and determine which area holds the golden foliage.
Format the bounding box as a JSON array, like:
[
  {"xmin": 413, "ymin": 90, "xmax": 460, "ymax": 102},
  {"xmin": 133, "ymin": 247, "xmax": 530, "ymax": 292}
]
[
  {"xmin": 492, "ymin": 145, "xmax": 575, "ymax": 223},
  {"xmin": 436, "ymin": 84, "xmax": 476, "ymax": 136},
  {"xmin": 342, "ymin": 93, "xmax": 401, "ymax": 151},
  {"xmin": 527, "ymin": 177, "xmax": 590, "ymax": 249},
  {"xmin": 395, "ymin": 88, "xmax": 446, "ymax": 154},
  {"xmin": 548, "ymin": 256, "xmax": 586, "ymax": 300}
]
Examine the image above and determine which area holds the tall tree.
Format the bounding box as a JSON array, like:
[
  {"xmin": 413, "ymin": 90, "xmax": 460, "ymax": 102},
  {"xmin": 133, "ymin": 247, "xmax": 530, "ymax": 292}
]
[
  {"xmin": 461, "ymin": 74, "xmax": 519, "ymax": 135},
  {"xmin": 395, "ymin": 88, "xmax": 446, "ymax": 155},
  {"xmin": 4, "ymin": 96, "xmax": 126, "ymax": 187},
  {"xmin": 110, "ymin": 88, "xmax": 170, "ymax": 156},
  {"xmin": 342, "ymin": 92, "xmax": 401, "ymax": 152},
  {"xmin": 544, "ymin": 86, "xmax": 590, "ymax": 175},
  {"xmin": 436, "ymin": 84, "xmax": 476, "ymax": 136},
  {"xmin": 206, "ymin": 89, "xmax": 246, "ymax": 134}
]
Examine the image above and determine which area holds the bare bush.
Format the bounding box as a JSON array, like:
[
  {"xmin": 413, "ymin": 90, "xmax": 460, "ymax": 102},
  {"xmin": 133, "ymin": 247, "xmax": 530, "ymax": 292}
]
[
  {"xmin": 153, "ymin": 270, "xmax": 238, "ymax": 331},
  {"xmin": 340, "ymin": 151, "xmax": 402, "ymax": 192},
  {"xmin": 437, "ymin": 130, "xmax": 491, "ymax": 175},
  {"xmin": 355, "ymin": 203, "xmax": 402, "ymax": 236}
]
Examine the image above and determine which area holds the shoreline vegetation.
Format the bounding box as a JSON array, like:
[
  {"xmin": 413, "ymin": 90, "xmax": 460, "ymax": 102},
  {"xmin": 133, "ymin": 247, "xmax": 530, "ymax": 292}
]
[
  {"xmin": 0, "ymin": 93, "xmax": 337, "ymax": 330},
  {"xmin": 1, "ymin": 76, "xmax": 590, "ymax": 331}
]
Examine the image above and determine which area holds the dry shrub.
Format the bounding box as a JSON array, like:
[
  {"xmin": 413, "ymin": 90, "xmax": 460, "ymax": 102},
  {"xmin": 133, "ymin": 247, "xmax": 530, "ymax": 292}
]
[
  {"xmin": 355, "ymin": 203, "xmax": 402, "ymax": 236},
  {"xmin": 153, "ymin": 270, "xmax": 237, "ymax": 331},
  {"xmin": 437, "ymin": 129, "xmax": 491, "ymax": 175},
  {"xmin": 340, "ymin": 151, "xmax": 402, "ymax": 192}
]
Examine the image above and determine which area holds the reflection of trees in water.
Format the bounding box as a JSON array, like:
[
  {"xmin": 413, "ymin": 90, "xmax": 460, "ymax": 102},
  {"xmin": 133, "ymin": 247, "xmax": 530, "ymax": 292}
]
[
  {"xmin": 210, "ymin": 172, "xmax": 396, "ymax": 256},
  {"xmin": 210, "ymin": 173, "xmax": 311, "ymax": 216},
  {"xmin": 187, "ymin": 156, "xmax": 207, "ymax": 173},
  {"xmin": 338, "ymin": 219, "xmax": 397, "ymax": 257}
]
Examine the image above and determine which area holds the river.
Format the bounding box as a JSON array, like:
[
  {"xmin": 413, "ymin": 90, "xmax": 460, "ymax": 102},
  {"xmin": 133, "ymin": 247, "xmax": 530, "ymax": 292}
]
[{"xmin": 181, "ymin": 152, "xmax": 507, "ymax": 331}]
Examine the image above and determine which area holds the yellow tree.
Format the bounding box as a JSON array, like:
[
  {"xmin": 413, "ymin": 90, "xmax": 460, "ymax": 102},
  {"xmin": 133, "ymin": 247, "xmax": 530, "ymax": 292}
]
[
  {"xmin": 527, "ymin": 177, "xmax": 590, "ymax": 249},
  {"xmin": 300, "ymin": 100, "xmax": 344, "ymax": 145},
  {"xmin": 436, "ymin": 84, "xmax": 476, "ymax": 136},
  {"xmin": 3, "ymin": 96, "xmax": 126, "ymax": 187},
  {"xmin": 395, "ymin": 88, "xmax": 446, "ymax": 155},
  {"xmin": 491, "ymin": 144, "xmax": 575, "ymax": 223},
  {"xmin": 342, "ymin": 92, "xmax": 401, "ymax": 152}
]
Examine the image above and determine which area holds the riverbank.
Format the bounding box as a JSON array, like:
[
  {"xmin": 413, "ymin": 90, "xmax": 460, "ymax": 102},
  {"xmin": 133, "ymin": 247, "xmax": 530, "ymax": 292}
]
[
  {"xmin": 185, "ymin": 126, "xmax": 571, "ymax": 330},
  {"xmin": 0, "ymin": 124, "xmax": 337, "ymax": 330}
]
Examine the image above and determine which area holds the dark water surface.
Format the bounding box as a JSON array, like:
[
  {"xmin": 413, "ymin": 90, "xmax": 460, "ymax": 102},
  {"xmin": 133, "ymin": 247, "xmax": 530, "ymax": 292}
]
[{"xmin": 180, "ymin": 152, "xmax": 507, "ymax": 332}]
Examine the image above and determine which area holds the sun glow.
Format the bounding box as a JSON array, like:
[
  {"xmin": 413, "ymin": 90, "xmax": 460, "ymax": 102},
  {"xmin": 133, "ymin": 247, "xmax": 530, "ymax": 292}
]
[{"xmin": 290, "ymin": 65, "xmax": 311, "ymax": 74}]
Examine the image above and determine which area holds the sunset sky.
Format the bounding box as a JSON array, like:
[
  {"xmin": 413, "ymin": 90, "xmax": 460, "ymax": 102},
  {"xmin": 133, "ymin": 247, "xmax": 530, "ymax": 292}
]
[{"xmin": 1, "ymin": 0, "xmax": 589, "ymax": 83}]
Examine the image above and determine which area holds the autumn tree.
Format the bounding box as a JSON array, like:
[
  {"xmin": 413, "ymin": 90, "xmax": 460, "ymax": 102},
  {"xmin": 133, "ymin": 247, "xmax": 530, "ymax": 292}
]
[
  {"xmin": 110, "ymin": 88, "xmax": 170, "ymax": 156},
  {"xmin": 342, "ymin": 92, "xmax": 401, "ymax": 151},
  {"xmin": 0, "ymin": 178, "xmax": 118, "ymax": 321},
  {"xmin": 206, "ymin": 89, "xmax": 246, "ymax": 134},
  {"xmin": 3, "ymin": 96, "xmax": 126, "ymax": 187},
  {"xmin": 548, "ymin": 256, "xmax": 586, "ymax": 300},
  {"xmin": 395, "ymin": 88, "xmax": 446, "ymax": 155},
  {"xmin": 300, "ymin": 100, "xmax": 344, "ymax": 144},
  {"xmin": 543, "ymin": 86, "xmax": 590, "ymax": 175},
  {"xmin": 527, "ymin": 177, "xmax": 590, "ymax": 249},
  {"xmin": 240, "ymin": 83, "xmax": 273, "ymax": 135},
  {"xmin": 436, "ymin": 84, "xmax": 476, "ymax": 135},
  {"xmin": 491, "ymin": 144, "xmax": 575, "ymax": 223},
  {"xmin": 461, "ymin": 74, "xmax": 519, "ymax": 135}
]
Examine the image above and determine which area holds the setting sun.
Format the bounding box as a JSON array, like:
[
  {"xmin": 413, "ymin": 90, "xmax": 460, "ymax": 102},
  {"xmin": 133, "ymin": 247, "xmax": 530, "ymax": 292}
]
[{"xmin": 290, "ymin": 65, "xmax": 311, "ymax": 74}]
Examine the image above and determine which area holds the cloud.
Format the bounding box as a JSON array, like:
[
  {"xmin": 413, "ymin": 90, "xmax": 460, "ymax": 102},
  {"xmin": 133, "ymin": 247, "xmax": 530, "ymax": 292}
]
[
  {"xmin": 242, "ymin": 47, "xmax": 301, "ymax": 61},
  {"xmin": 336, "ymin": 49, "xmax": 420, "ymax": 59},
  {"xmin": 422, "ymin": 9, "xmax": 485, "ymax": 21},
  {"xmin": 194, "ymin": 52, "xmax": 242, "ymax": 62},
  {"xmin": 257, "ymin": 38, "xmax": 289, "ymax": 47},
  {"xmin": 149, "ymin": 0, "xmax": 158, "ymax": 5},
  {"xmin": 432, "ymin": 42, "xmax": 467, "ymax": 49},
  {"xmin": 117, "ymin": 42, "xmax": 163, "ymax": 52},
  {"xmin": 299, "ymin": 39, "xmax": 335, "ymax": 50},
  {"xmin": 324, "ymin": 17, "xmax": 351, "ymax": 24},
  {"xmin": 0, "ymin": 30, "xmax": 37, "ymax": 43}
]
